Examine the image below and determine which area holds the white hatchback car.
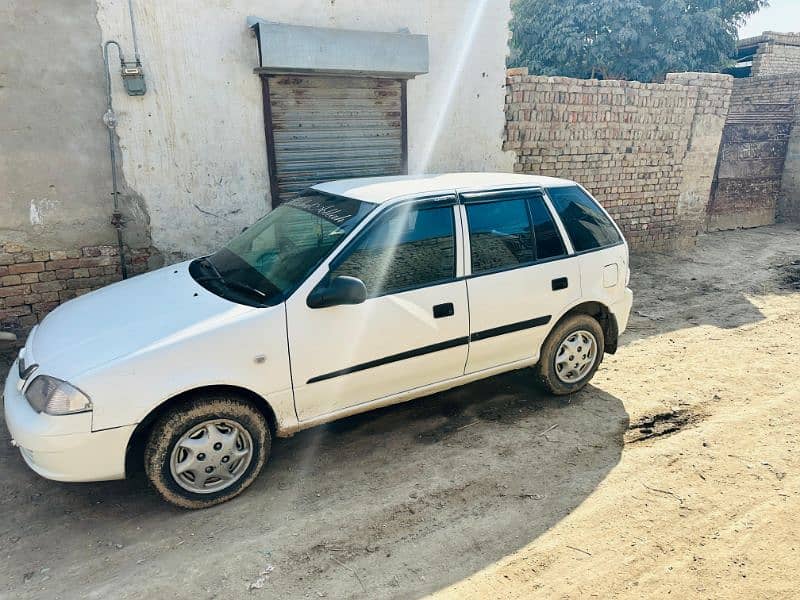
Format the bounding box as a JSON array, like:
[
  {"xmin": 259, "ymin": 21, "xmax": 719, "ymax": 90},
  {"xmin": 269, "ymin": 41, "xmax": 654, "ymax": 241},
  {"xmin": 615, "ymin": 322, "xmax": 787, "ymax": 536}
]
[{"xmin": 4, "ymin": 173, "xmax": 632, "ymax": 508}]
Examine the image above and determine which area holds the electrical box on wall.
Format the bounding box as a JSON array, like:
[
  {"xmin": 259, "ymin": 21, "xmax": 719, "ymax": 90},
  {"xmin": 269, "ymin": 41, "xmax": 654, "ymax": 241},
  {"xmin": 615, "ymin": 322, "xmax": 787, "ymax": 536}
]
[{"xmin": 121, "ymin": 62, "xmax": 146, "ymax": 96}]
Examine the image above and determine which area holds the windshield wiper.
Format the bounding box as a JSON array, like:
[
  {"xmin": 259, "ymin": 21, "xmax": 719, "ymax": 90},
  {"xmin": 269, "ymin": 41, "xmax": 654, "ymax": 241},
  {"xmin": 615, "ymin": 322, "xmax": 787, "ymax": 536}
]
[
  {"xmin": 198, "ymin": 256, "xmax": 223, "ymax": 280},
  {"xmin": 196, "ymin": 257, "xmax": 268, "ymax": 302},
  {"xmin": 224, "ymin": 280, "xmax": 267, "ymax": 299}
]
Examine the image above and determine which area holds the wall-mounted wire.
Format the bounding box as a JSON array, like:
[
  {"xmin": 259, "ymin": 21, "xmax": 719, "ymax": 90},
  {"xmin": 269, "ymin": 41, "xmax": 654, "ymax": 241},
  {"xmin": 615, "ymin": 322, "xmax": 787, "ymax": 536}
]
[
  {"xmin": 102, "ymin": 40, "xmax": 129, "ymax": 280},
  {"xmin": 128, "ymin": 0, "xmax": 141, "ymax": 63}
]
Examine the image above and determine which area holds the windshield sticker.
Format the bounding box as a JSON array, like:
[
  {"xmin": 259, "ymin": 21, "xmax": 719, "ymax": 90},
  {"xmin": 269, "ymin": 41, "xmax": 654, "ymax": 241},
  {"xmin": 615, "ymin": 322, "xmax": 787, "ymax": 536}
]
[{"xmin": 290, "ymin": 196, "xmax": 363, "ymax": 225}]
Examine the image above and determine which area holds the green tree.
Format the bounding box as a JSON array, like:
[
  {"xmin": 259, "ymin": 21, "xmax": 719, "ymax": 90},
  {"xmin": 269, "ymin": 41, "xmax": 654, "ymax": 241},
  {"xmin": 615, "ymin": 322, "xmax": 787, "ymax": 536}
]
[{"xmin": 509, "ymin": 0, "xmax": 769, "ymax": 82}]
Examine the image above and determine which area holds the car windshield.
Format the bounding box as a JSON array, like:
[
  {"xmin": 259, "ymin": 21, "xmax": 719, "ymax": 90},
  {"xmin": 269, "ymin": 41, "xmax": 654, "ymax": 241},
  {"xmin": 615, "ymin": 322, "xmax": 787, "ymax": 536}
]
[{"xmin": 191, "ymin": 191, "xmax": 375, "ymax": 306}]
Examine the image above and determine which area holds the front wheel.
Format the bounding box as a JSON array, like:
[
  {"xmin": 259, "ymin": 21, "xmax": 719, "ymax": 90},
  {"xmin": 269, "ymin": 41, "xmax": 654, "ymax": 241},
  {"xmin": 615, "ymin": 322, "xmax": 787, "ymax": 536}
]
[
  {"xmin": 144, "ymin": 393, "xmax": 270, "ymax": 509},
  {"xmin": 536, "ymin": 314, "xmax": 605, "ymax": 395}
]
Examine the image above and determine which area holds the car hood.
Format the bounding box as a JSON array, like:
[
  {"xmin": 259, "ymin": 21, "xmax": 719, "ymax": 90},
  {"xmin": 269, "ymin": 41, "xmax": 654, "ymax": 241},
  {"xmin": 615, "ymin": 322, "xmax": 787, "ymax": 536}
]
[{"xmin": 30, "ymin": 261, "xmax": 255, "ymax": 380}]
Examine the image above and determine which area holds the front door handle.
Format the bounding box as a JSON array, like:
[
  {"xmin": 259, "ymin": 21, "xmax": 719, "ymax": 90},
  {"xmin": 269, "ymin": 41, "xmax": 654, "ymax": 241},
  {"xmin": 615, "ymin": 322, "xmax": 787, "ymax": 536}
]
[
  {"xmin": 433, "ymin": 303, "xmax": 455, "ymax": 319},
  {"xmin": 552, "ymin": 277, "xmax": 569, "ymax": 291}
]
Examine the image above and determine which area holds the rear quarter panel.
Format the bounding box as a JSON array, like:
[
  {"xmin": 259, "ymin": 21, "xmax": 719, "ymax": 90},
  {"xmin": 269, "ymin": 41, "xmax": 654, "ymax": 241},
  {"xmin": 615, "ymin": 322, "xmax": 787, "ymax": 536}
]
[{"xmin": 575, "ymin": 243, "xmax": 630, "ymax": 322}]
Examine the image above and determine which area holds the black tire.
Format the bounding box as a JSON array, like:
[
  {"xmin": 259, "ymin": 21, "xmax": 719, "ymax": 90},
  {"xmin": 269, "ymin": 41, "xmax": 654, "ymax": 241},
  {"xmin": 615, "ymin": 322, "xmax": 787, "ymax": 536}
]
[
  {"xmin": 143, "ymin": 393, "xmax": 270, "ymax": 509},
  {"xmin": 536, "ymin": 314, "xmax": 605, "ymax": 396}
]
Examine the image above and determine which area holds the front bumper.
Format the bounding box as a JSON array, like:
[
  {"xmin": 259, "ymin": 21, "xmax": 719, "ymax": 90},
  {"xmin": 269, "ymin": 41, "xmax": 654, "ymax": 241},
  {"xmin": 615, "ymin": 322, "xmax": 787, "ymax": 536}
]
[{"xmin": 3, "ymin": 358, "xmax": 133, "ymax": 482}]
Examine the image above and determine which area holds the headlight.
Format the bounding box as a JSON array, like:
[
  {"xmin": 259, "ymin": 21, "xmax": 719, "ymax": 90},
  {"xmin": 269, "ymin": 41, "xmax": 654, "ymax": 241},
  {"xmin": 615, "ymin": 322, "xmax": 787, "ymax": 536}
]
[{"xmin": 25, "ymin": 375, "xmax": 92, "ymax": 415}]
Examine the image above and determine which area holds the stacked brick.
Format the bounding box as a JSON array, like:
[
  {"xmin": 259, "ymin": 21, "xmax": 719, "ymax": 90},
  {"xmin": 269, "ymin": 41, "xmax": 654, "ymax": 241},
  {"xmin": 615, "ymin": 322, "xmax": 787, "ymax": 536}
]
[
  {"xmin": 727, "ymin": 75, "xmax": 800, "ymax": 225},
  {"xmin": 0, "ymin": 244, "xmax": 151, "ymax": 343},
  {"xmin": 504, "ymin": 68, "xmax": 732, "ymax": 250},
  {"xmin": 749, "ymin": 33, "xmax": 800, "ymax": 77}
]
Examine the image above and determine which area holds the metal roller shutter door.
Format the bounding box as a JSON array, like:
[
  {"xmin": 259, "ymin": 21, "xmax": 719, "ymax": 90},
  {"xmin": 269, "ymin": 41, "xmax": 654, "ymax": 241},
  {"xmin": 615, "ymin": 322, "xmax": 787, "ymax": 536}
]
[{"xmin": 265, "ymin": 75, "xmax": 406, "ymax": 205}]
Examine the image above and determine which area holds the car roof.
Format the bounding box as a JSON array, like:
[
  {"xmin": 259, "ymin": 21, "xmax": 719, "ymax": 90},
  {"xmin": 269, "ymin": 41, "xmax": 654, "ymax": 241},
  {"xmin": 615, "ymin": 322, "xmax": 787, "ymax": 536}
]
[{"xmin": 312, "ymin": 173, "xmax": 576, "ymax": 204}]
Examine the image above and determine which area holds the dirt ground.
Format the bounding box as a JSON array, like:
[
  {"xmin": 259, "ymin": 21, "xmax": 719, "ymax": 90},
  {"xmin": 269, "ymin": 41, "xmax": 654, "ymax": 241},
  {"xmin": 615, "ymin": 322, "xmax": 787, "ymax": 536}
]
[{"xmin": 1, "ymin": 224, "xmax": 799, "ymax": 600}]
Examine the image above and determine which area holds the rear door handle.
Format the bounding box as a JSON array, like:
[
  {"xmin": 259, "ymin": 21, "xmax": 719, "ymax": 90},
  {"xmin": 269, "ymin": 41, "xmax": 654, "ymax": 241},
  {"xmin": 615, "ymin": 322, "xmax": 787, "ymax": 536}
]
[
  {"xmin": 433, "ymin": 303, "xmax": 455, "ymax": 319},
  {"xmin": 552, "ymin": 277, "xmax": 569, "ymax": 291}
]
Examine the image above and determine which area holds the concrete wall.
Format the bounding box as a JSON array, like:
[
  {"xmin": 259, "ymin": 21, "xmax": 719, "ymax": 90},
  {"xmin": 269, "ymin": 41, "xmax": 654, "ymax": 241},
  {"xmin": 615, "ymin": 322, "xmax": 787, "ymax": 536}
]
[
  {"xmin": 504, "ymin": 69, "xmax": 732, "ymax": 250},
  {"xmin": 0, "ymin": 0, "xmax": 149, "ymax": 251},
  {"xmin": 1, "ymin": 0, "xmax": 513, "ymax": 340},
  {"xmin": 95, "ymin": 0, "xmax": 514, "ymax": 260}
]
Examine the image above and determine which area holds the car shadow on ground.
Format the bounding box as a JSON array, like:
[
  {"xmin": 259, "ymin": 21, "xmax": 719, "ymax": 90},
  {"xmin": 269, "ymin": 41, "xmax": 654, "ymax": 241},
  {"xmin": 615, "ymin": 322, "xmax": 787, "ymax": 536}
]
[{"xmin": 0, "ymin": 368, "xmax": 628, "ymax": 599}]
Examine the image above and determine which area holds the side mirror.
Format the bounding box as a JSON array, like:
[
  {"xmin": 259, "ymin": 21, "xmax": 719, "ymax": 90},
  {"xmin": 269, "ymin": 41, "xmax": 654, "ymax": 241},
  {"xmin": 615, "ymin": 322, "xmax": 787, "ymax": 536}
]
[{"xmin": 307, "ymin": 275, "xmax": 367, "ymax": 309}]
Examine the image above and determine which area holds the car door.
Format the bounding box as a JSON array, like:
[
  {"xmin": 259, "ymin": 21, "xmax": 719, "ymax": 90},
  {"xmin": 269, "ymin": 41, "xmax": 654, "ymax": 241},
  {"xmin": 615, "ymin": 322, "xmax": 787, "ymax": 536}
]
[
  {"xmin": 285, "ymin": 196, "xmax": 469, "ymax": 422},
  {"xmin": 461, "ymin": 188, "xmax": 581, "ymax": 374}
]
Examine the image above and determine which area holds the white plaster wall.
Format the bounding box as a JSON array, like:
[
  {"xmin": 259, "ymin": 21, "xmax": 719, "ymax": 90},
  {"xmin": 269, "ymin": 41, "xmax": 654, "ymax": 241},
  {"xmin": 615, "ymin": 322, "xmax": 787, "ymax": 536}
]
[
  {"xmin": 96, "ymin": 0, "xmax": 513, "ymax": 258},
  {"xmin": 1, "ymin": 0, "xmax": 122, "ymax": 250}
]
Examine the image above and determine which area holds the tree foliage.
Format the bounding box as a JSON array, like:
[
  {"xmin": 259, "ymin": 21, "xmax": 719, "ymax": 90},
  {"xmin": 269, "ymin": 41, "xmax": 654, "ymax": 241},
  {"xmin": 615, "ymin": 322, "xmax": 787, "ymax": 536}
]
[{"xmin": 509, "ymin": 0, "xmax": 769, "ymax": 82}]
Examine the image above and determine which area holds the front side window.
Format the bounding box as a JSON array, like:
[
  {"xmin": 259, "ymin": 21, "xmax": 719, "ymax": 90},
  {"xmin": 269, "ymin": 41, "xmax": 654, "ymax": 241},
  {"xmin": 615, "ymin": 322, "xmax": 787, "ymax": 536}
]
[
  {"xmin": 331, "ymin": 203, "xmax": 456, "ymax": 297},
  {"xmin": 193, "ymin": 191, "xmax": 375, "ymax": 306},
  {"xmin": 547, "ymin": 186, "xmax": 621, "ymax": 252},
  {"xmin": 466, "ymin": 198, "xmax": 536, "ymax": 274}
]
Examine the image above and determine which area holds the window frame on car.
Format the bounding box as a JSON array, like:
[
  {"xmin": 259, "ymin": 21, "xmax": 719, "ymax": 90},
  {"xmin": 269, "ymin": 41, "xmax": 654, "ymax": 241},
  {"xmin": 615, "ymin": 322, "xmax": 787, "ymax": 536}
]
[
  {"xmin": 325, "ymin": 194, "xmax": 461, "ymax": 299},
  {"xmin": 459, "ymin": 187, "xmax": 570, "ymax": 279},
  {"xmin": 298, "ymin": 182, "xmax": 625, "ymax": 306}
]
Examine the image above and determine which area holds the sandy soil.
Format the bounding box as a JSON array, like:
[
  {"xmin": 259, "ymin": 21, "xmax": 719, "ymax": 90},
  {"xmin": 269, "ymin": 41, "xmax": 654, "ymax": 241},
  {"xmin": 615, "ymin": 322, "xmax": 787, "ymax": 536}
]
[{"xmin": 1, "ymin": 224, "xmax": 798, "ymax": 600}]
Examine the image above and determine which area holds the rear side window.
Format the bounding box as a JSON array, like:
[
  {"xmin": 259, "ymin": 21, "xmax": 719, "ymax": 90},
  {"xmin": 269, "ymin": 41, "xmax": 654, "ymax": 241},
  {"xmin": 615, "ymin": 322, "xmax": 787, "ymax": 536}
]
[
  {"xmin": 331, "ymin": 204, "xmax": 455, "ymax": 296},
  {"xmin": 529, "ymin": 195, "xmax": 566, "ymax": 260},
  {"xmin": 466, "ymin": 199, "xmax": 535, "ymax": 274},
  {"xmin": 547, "ymin": 186, "xmax": 621, "ymax": 252}
]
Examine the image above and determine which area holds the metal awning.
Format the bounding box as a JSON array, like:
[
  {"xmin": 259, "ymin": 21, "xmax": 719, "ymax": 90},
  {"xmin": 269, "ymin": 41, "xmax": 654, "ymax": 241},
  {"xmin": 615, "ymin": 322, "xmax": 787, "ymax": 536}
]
[{"xmin": 247, "ymin": 18, "xmax": 429, "ymax": 79}]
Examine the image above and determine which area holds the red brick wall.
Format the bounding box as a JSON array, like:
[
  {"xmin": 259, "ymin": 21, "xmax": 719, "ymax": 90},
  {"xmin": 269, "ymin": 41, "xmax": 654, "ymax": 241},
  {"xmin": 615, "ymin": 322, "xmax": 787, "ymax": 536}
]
[
  {"xmin": 726, "ymin": 75, "xmax": 800, "ymax": 225},
  {"xmin": 504, "ymin": 69, "xmax": 732, "ymax": 250},
  {"xmin": 751, "ymin": 38, "xmax": 800, "ymax": 77},
  {"xmin": 0, "ymin": 243, "xmax": 152, "ymax": 344}
]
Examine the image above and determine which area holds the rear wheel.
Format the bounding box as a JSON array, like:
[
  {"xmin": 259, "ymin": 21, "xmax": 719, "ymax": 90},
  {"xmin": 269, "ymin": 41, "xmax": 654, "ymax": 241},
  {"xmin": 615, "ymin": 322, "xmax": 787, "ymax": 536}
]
[
  {"xmin": 536, "ymin": 314, "xmax": 605, "ymax": 395},
  {"xmin": 144, "ymin": 393, "xmax": 270, "ymax": 509}
]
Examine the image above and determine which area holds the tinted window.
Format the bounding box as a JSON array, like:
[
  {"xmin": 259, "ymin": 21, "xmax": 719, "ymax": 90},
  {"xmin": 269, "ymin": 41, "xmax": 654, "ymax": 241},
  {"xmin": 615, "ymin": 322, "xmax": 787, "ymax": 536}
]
[
  {"xmin": 529, "ymin": 196, "xmax": 567, "ymax": 260},
  {"xmin": 466, "ymin": 199, "xmax": 535, "ymax": 274},
  {"xmin": 547, "ymin": 186, "xmax": 621, "ymax": 252},
  {"xmin": 331, "ymin": 204, "xmax": 455, "ymax": 296}
]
